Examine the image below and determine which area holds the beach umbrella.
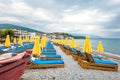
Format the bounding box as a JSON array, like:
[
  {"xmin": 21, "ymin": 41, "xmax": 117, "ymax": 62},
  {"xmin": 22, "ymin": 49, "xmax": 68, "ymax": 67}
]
[
  {"xmin": 25, "ymin": 36, "xmax": 29, "ymax": 42},
  {"xmin": 97, "ymin": 41, "xmax": 104, "ymax": 52},
  {"xmin": 83, "ymin": 35, "xmax": 92, "ymax": 53},
  {"xmin": 29, "ymin": 38, "xmax": 34, "ymax": 42},
  {"xmin": 5, "ymin": 35, "xmax": 11, "ymax": 47},
  {"xmin": 13, "ymin": 37, "xmax": 17, "ymax": 43},
  {"xmin": 70, "ymin": 37, "xmax": 75, "ymax": 48},
  {"xmin": 32, "ymin": 36, "xmax": 41, "ymax": 56},
  {"xmin": 65, "ymin": 37, "xmax": 69, "ymax": 46},
  {"xmin": 22, "ymin": 37, "xmax": 25, "ymax": 42},
  {"xmin": 41, "ymin": 36, "xmax": 44, "ymax": 48},
  {"xmin": 18, "ymin": 36, "xmax": 23, "ymax": 45},
  {"xmin": 62, "ymin": 39, "xmax": 65, "ymax": 45},
  {"xmin": 77, "ymin": 42, "xmax": 80, "ymax": 48},
  {"xmin": 41, "ymin": 36, "xmax": 47, "ymax": 48}
]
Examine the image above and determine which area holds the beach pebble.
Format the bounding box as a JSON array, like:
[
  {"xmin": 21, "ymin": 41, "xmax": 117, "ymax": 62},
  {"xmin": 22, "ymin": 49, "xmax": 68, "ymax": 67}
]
[{"xmin": 22, "ymin": 45, "xmax": 120, "ymax": 80}]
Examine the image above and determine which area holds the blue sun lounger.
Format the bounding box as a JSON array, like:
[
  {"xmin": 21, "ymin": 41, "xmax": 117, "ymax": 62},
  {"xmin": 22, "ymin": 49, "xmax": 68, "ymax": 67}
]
[
  {"xmin": 81, "ymin": 52, "xmax": 102, "ymax": 59},
  {"xmin": 37, "ymin": 54, "xmax": 61, "ymax": 60},
  {"xmin": 27, "ymin": 57, "xmax": 64, "ymax": 68},
  {"xmin": 78, "ymin": 52, "xmax": 118, "ymax": 71}
]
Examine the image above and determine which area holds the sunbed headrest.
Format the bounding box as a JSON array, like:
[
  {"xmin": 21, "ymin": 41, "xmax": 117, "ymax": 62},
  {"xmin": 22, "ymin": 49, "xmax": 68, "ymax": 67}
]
[{"xmin": 85, "ymin": 53, "xmax": 94, "ymax": 63}]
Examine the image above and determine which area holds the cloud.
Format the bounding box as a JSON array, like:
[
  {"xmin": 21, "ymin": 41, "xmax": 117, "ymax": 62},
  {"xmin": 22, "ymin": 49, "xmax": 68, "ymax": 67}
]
[
  {"xmin": 0, "ymin": 16, "xmax": 21, "ymax": 22},
  {"xmin": 108, "ymin": 0, "xmax": 120, "ymax": 5},
  {"xmin": 61, "ymin": 9, "xmax": 115, "ymax": 24},
  {"xmin": 33, "ymin": 8, "xmax": 53, "ymax": 21},
  {"xmin": 0, "ymin": 0, "xmax": 120, "ymax": 38}
]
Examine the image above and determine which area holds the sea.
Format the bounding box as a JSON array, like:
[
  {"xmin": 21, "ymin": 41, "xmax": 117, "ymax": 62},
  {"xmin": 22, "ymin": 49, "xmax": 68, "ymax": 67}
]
[{"xmin": 75, "ymin": 38, "xmax": 120, "ymax": 55}]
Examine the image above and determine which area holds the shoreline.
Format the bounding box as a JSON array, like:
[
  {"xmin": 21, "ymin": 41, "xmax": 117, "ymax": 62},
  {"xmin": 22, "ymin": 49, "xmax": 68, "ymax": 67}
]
[{"xmin": 76, "ymin": 47, "xmax": 120, "ymax": 61}]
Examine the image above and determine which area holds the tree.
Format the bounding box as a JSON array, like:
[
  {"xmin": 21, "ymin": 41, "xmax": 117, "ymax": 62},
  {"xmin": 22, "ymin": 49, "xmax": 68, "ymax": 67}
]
[
  {"xmin": 0, "ymin": 29, "xmax": 4, "ymax": 37},
  {"xmin": 4, "ymin": 29, "xmax": 14, "ymax": 37}
]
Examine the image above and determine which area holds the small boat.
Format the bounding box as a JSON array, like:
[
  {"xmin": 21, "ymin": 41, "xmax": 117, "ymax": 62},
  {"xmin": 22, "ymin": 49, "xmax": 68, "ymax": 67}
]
[{"xmin": 0, "ymin": 52, "xmax": 30, "ymax": 80}]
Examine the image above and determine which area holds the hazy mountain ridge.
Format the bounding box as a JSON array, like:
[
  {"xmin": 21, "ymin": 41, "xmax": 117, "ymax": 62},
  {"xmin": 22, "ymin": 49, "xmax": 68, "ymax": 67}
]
[{"xmin": 0, "ymin": 24, "xmax": 44, "ymax": 33}]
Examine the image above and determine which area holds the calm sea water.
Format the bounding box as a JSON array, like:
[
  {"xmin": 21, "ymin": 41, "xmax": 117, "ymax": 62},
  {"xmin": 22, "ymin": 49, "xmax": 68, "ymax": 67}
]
[{"xmin": 75, "ymin": 38, "xmax": 120, "ymax": 55}]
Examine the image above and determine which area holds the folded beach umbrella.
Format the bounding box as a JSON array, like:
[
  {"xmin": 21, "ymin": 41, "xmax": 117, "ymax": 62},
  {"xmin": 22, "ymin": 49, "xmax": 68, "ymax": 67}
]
[
  {"xmin": 18, "ymin": 36, "xmax": 23, "ymax": 45},
  {"xmin": 70, "ymin": 38, "xmax": 75, "ymax": 48},
  {"xmin": 13, "ymin": 37, "xmax": 17, "ymax": 43},
  {"xmin": 33, "ymin": 36, "xmax": 41, "ymax": 56},
  {"xmin": 83, "ymin": 35, "xmax": 92, "ymax": 53},
  {"xmin": 62, "ymin": 39, "xmax": 65, "ymax": 45},
  {"xmin": 65, "ymin": 37, "xmax": 69, "ymax": 46},
  {"xmin": 29, "ymin": 38, "xmax": 35, "ymax": 42},
  {"xmin": 5, "ymin": 35, "xmax": 11, "ymax": 47},
  {"xmin": 25, "ymin": 36, "xmax": 29, "ymax": 42},
  {"xmin": 22, "ymin": 37, "xmax": 25, "ymax": 42},
  {"xmin": 77, "ymin": 42, "xmax": 80, "ymax": 48},
  {"xmin": 41, "ymin": 36, "xmax": 46, "ymax": 48},
  {"xmin": 97, "ymin": 41, "xmax": 104, "ymax": 52}
]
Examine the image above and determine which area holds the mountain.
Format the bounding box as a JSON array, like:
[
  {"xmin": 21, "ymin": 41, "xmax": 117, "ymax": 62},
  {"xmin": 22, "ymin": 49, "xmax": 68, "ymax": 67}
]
[
  {"xmin": 70, "ymin": 33, "xmax": 102, "ymax": 38},
  {"xmin": 50, "ymin": 32, "xmax": 85, "ymax": 39},
  {"xmin": 0, "ymin": 24, "xmax": 44, "ymax": 33}
]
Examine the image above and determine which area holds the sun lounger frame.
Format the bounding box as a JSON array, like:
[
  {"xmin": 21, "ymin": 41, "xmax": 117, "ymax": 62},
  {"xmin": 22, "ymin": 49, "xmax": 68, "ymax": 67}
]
[
  {"xmin": 78, "ymin": 52, "xmax": 118, "ymax": 71},
  {"xmin": 27, "ymin": 61, "xmax": 64, "ymax": 69}
]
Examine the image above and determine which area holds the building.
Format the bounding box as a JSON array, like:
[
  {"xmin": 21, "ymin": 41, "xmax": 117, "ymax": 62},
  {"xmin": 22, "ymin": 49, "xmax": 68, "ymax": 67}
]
[{"xmin": 12, "ymin": 28, "xmax": 36, "ymax": 38}]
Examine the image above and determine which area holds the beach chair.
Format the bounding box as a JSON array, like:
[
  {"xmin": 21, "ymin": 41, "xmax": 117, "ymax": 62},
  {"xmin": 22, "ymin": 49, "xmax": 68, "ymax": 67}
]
[
  {"xmin": 62, "ymin": 45, "xmax": 71, "ymax": 55},
  {"xmin": 26, "ymin": 49, "xmax": 61, "ymax": 60},
  {"xmin": 78, "ymin": 52, "xmax": 118, "ymax": 71},
  {"xmin": 37, "ymin": 54, "xmax": 61, "ymax": 60},
  {"xmin": 27, "ymin": 57, "xmax": 64, "ymax": 68},
  {"xmin": 53, "ymin": 42, "xmax": 59, "ymax": 46},
  {"xmin": 43, "ymin": 48, "xmax": 56, "ymax": 52},
  {"xmin": 0, "ymin": 52, "xmax": 30, "ymax": 80},
  {"xmin": 70, "ymin": 48, "xmax": 82, "ymax": 60}
]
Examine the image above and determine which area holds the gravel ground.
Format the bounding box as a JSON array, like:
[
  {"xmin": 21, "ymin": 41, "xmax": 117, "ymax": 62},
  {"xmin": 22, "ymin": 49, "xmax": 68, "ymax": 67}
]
[{"xmin": 22, "ymin": 46, "xmax": 120, "ymax": 80}]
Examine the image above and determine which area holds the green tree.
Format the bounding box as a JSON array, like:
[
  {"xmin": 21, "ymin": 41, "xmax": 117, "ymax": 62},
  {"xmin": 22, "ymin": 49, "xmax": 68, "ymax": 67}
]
[
  {"xmin": 4, "ymin": 29, "xmax": 14, "ymax": 37},
  {"xmin": 0, "ymin": 29, "xmax": 4, "ymax": 37}
]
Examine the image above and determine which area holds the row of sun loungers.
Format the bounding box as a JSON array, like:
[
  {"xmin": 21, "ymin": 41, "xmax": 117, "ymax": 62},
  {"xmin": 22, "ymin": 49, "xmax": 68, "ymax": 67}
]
[
  {"xmin": 0, "ymin": 41, "xmax": 34, "ymax": 80},
  {"xmin": 54, "ymin": 43, "xmax": 118, "ymax": 71},
  {"xmin": 0, "ymin": 42, "xmax": 34, "ymax": 53},
  {"xmin": 0, "ymin": 41, "xmax": 64, "ymax": 80},
  {"xmin": 27, "ymin": 41, "xmax": 64, "ymax": 68}
]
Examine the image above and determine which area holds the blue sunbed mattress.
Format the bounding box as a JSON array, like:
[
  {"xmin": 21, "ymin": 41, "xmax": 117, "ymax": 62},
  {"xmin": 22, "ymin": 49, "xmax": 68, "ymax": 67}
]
[
  {"xmin": 42, "ymin": 51, "xmax": 56, "ymax": 55},
  {"xmin": 94, "ymin": 59, "xmax": 117, "ymax": 65},
  {"xmin": 30, "ymin": 58, "xmax": 64, "ymax": 64},
  {"xmin": 81, "ymin": 52, "xmax": 101, "ymax": 59},
  {"xmin": 42, "ymin": 48, "xmax": 56, "ymax": 52},
  {"xmin": 46, "ymin": 55, "xmax": 61, "ymax": 58},
  {"xmin": 71, "ymin": 48, "xmax": 77, "ymax": 52},
  {"xmin": 65, "ymin": 46, "xmax": 69, "ymax": 49}
]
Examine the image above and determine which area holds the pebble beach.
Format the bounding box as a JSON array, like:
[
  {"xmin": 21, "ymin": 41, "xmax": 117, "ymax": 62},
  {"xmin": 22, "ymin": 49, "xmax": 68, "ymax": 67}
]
[{"xmin": 22, "ymin": 45, "xmax": 120, "ymax": 80}]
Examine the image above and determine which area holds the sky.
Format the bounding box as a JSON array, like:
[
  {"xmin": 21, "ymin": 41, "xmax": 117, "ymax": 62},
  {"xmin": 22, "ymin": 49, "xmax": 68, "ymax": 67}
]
[{"xmin": 0, "ymin": 0, "xmax": 120, "ymax": 38}]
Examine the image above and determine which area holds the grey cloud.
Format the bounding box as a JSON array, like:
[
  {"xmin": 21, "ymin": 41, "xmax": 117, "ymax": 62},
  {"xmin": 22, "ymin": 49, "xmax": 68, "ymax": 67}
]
[{"xmin": 0, "ymin": 0, "xmax": 120, "ymax": 38}]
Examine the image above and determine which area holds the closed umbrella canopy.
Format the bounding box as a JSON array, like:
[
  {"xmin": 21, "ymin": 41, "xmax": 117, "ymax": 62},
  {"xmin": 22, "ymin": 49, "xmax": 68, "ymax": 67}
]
[
  {"xmin": 25, "ymin": 36, "xmax": 29, "ymax": 42},
  {"xmin": 18, "ymin": 36, "xmax": 23, "ymax": 45},
  {"xmin": 13, "ymin": 37, "xmax": 17, "ymax": 43},
  {"xmin": 29, "ymin": 38, "xmax": 35, "ymax": 42},
  {"xmin": 41, "ymin": 36, "xmax": 47, "ymax": 48},
  {"xmin": 5, "ymin": 35, "xmax": 11, "ymax": 47},
  {"xmin": 97, "ymin": 41, "xmax": 104, "ymax": 52},
  {"xmin": 32, "ymin": 36, "xmax": 41, "ymax": 56},
  {"xmin": 83, "ymin": 35, "xmax": 92, "ymax": 53},
  {"xmin": 70, "ymin": 38, "xmax": 75, "ymax": 48},
  {"xmin": 65, "ymin": 37, "xmax": 69, "ymax": 46},
  {"xmin": 77, "ymin": 42, "xmax": 80, "ymax": 48}
]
